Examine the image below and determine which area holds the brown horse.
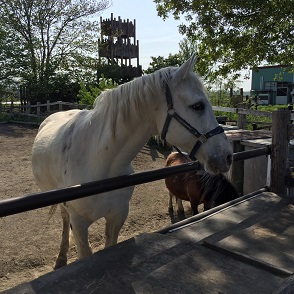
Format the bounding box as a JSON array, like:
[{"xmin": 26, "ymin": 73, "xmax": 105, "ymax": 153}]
[{"xmin": 165, "ymin": 152, "xmax": 239, "ymax": 215}]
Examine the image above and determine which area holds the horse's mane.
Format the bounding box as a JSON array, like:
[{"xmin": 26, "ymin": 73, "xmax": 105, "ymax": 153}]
[
  {"xmin": 91, "ymin": 68, "xmax": 171, "ymax": 138},
  {"xmin": 91, "ymin": 66, "xmax": 205, "ymax": 139},
  {"xmin": 200, "ymin": 171, "xmax": 238, "ymax": 204}
]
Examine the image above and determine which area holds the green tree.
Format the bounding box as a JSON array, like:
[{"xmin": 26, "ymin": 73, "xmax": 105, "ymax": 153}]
[
  {"xmin": 0, "ymin": 0, "xmax": 110, "ymax": 102},
  {"xmin": 144, "ymin": 53, "xmax": 182, "ymax": 74},
  {"xmin": 77, "ymin": 74, "xmax": 116, "ymax": 106},
  {"xmin": 154, "ymin": 0, "xmax": 294, "ymax": 80},
  {"xmin": 178, "ymin": 37, "xmax": 198, "ymax": 64},
  {"xmin": 145, "ymin": 37, "xmax": 198, "ymax": 74}
]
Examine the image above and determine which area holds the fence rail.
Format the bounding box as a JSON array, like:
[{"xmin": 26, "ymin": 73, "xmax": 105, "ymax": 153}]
[
  {"xmin": 2, "ymin": 101, "xmax": 293, "ymax": 121},
  {"xmin": 0, "ymin": 146, "xmax": 272, "ymax": 218},
  {"xmin": 0, "ymin": 161, "xmax": 200, "ymax": 217},
  {"xmin": 212, "ymin": 106, "xmax": 273, "ymax": 118},
  {"xmin": 233, "ymin": 147, "xmax": 270, "ymax": 162},
  {"xmin": 213, "ymin": 105, "xmax": 294, "ymax": 130},
  {"xmin": 0, "ymin": 101, "xmax": 91, "ymax": 119}
]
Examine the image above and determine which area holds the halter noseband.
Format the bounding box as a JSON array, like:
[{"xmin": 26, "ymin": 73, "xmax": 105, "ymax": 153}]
[{"xmin": 161, "ymin": 83, "xmax": 224, "ymax": 160}]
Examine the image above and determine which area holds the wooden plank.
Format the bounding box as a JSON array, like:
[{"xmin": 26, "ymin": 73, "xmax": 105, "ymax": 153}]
[
  {"xmin": 231, "ymin": 141, "xmax": 245, "ymax": 195},
  {"xmin": 212, "ymin": 106, "xmax": 237, "ymax": 113},
  {"xmin": 271, "ymin": 109, "xmax": 291, "ymax": 195},
  {"xmin": 285, "ymin": 176, "xmax": 294, "ymax": 187},
  {"xmin": 237, "ymin": 108, "xmax": 272, "ymax": 117},
  {"xmin": 212, "ymin": 106, "xmax": 272, "ymax": 118},
  {"xmin": 237, "ymin": 113, "xmax": 247, "ymax": 129},
  {"xmin": 225, "ymin": 129, "xmax": 272, "ymax": 141},
  {"xmin": 202, "ymin": 241, "xmax": 293, "ymax": 278},
  {"xmin": 288, "ymin": 124, "xmax": 294, "ymax": 140}
]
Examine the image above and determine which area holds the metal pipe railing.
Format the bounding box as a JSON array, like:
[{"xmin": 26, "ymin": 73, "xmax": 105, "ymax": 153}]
[
  {"xmin": 0, "ymin": 146, "xmax": 271, "ymax": 218},
  {"xmin": 0, "ymin": 161, "xmax": 200, "ymax": 217},
  {"xmin": 156, "ymin": 187, "xmax": 269, "ymax": 234},
  {"xmin": 233, "ymin": 146, "xmax": 270, "ymax": 162}
]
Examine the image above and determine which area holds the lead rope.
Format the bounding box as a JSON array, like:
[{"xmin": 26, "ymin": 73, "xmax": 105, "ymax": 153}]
[{"xmin": 172, "ymin": 145, "xmax": 192, "ymax": 161}]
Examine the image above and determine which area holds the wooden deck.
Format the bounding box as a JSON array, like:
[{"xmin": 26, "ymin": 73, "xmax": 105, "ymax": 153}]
[{"xmin": 3, "ymin": 191, "xmax": 294, "ymax": 294}]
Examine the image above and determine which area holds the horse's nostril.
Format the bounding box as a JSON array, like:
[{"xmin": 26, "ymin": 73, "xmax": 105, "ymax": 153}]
[{"xmin": 227, "ymin": 154, "xmax": 233, "ymax": 166}]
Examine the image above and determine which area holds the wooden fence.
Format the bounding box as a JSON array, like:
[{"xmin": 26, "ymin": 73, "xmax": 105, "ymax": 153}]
[
  {"xmin": 213, "ymin": 106, "xmax": 271, "ymax": 129},
  {"xmin": 1, "ymin": 101, "xmax": 293, "ymax": 127},
  {"xmin": 1, "ymin": 100, "xmax": 293, "ymax": 196},
  {"xmin": 0, "ymin": 101, "xmax": 92, "ymax": 120},
  {"xmin": 212, "ymin": 106, "xmax": 294, "ymax": 195}
]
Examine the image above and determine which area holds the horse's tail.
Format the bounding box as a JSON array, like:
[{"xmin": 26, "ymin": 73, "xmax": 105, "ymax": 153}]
[{"xmin": 48, "ymin": 204, "xmax": 59, "ymax": 222}]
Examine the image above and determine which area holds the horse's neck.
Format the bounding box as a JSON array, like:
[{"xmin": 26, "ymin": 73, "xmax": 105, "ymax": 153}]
[
  {"xmin": 90, "ymin": 97, "xmax": 160, "ymax": 173},
  {"xmin": 111, "ymin": 122, "xmax": 154, "ymax": 169}
]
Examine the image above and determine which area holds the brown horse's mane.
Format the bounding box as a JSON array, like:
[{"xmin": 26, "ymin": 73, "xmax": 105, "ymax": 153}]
[{"xmin": 182, "ymin": 162, "xmax": 237, "ymax": 205}]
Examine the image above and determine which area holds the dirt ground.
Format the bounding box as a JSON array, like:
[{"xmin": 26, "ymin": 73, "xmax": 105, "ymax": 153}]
[{"xmin": 0, "ymin": 123, "xmax": 192, "ymax": 291}]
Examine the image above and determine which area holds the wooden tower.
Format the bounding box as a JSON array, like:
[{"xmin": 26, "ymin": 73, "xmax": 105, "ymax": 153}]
[{"xmin": 98, "ymin": 13, "xmax": 142, "ymax": 82}]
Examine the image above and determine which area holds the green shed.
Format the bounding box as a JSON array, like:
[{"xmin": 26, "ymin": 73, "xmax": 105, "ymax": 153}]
[{"xmin": 251, "ymin": 65, "xmax": 294, "ymax": 105}]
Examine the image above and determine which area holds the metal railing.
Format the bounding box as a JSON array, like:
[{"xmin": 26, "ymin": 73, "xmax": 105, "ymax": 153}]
[{"xmin": 0, "ymin": 147, "xmax": 270, "ymax": 218}]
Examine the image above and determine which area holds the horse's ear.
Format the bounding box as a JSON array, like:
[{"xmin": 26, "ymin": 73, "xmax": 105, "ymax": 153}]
[{"xmin": 173, "ymin": 53, "xmax": 197, "ymax": 80}]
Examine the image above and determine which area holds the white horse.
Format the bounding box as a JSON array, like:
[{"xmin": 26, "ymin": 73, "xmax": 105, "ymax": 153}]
[{"xmin": 32, "ymin": 54, "xmax": 233, "ymax": 268}]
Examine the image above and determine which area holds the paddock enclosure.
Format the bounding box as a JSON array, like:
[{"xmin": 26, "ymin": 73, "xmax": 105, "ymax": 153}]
[
  {"xmin": 1, "ymin": 108, "xmax": 294, "ymax": 292},
  {"xmin": 0, "ymin": 123, "xmax": 186, "ymax": 291}
]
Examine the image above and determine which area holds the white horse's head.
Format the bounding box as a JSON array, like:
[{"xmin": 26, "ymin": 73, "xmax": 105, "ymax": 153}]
[{"xmin": 156, "ymin": 54, "xmax": 233, "ymax": 174}]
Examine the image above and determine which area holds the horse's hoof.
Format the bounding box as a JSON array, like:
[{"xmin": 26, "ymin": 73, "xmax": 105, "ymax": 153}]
[
  {"xmin": 177, "ymin": 209, "xmax": 185, "ymax": 215},
  {"xmin": 54, "ymin": 259, "xmax": 67, "ymax": 270}
]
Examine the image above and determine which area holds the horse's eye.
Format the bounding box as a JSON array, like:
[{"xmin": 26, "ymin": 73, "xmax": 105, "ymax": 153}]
[{"xmin": 190, "ymin": 102, "xmax": 204, "ymax": 111}]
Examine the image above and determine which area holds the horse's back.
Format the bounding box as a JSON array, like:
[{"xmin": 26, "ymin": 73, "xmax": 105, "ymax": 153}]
[
  {"xmin": 165, "ymin": 152, "xmax": 190, "ymax": 167},
  {"xmin": 32, "ymin": 109, "xmax": 88, "ymax": 190},
  {"xmin": 38, "ymin": 109, "xmax": 81, "ymax": 131}
]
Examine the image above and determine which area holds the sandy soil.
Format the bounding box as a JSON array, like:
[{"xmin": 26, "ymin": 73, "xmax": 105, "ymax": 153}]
[{"xmin": 0, "ymin": 123, "xmax": 192, "ymax": 291}]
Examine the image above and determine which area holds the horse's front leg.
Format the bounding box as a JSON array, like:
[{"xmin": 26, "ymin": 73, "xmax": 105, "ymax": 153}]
[
  {"xmin": 176, "ymin": 197, "xmax": 184, "ymax": 214},
  {"xmin": 70, "ymin": 214, "xmax": 92, "ymax": 259},
  {"xmin": 190, "ymin": 199, "xmax": 199, "ymax": 216},
  {"xmin": 54, "ymin": 205, "xmax": 70, "ymax": 269},
  {"xmin": 104, "ymin": 204, "xmax": 129, "ymax": 248}
]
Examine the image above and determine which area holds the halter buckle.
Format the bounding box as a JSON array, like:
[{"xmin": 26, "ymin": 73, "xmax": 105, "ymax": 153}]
[
  {"xmin": 167, "ymin": 108, "xmax": 175, "ymax": 116},
  {"xmin": 198, "ymin": 134, "xmax": 207, "ymax": 144}
]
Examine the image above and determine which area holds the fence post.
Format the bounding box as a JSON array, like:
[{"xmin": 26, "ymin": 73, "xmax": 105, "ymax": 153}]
[
  {"xmin": 47, "ymin": 100, "xmax": 50, "ymax": 113},
  {"xmin": 270, "ymin": 109, "xmax": 291, "ymax": 195},
  {"xmin": 37, "ymin": 102, "xmax": 41, "ymax": 117},
  {"xmin": 26, "ymin": 101, "xmax": 31, "ymax": 114},
  {"xmin": 237, "ymin": 109, "xmax": 246, "ymax": 129},
  {"xmin": 10, "ymin": 99, "xmax": 14, "ymax": 113},
  {"xmin": 230, "ymin": 141, "xmax": 244, "ymax": 195}
]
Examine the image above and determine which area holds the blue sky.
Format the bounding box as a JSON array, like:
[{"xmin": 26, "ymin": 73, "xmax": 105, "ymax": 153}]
[{"xmin": 100, "ymin": 0, "xmax": 251, "ymax": 91}]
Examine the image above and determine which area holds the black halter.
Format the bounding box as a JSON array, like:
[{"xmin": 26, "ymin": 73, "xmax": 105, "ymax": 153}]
[{"xmin": 161, "ymin": 83, "xmax": 224, "ymax": 160}]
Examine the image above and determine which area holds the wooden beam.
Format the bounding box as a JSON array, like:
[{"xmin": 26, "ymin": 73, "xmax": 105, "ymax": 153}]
[
  {"xmin": 237, "ymin": 112, "xmax": 247, "ymax": 129},
  {"xmin": 270, "ymin": 109, "xmax": 291, "ymax": 195},
  {"xmin": 288, "ymin": 124, "xmax": 294, "ymax": 140},
  {"xmin": 230, "ymin": 141, "xmax": 245, "ymax": 195}
]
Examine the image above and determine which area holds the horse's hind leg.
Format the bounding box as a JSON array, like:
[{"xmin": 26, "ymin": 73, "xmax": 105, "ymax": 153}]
[
  {"xmin": 54, "ymin": 205, "xmax": 70, "ymax": 269},
  {"xmin": 168, "ymin": 192, "xmax": 174, "ymax": 213}
]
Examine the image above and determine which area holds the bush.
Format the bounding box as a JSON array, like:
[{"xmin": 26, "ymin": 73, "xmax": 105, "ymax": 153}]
[{"xmin": 77, "ymin": 75, "xmax": 116, "ymax": 106}]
